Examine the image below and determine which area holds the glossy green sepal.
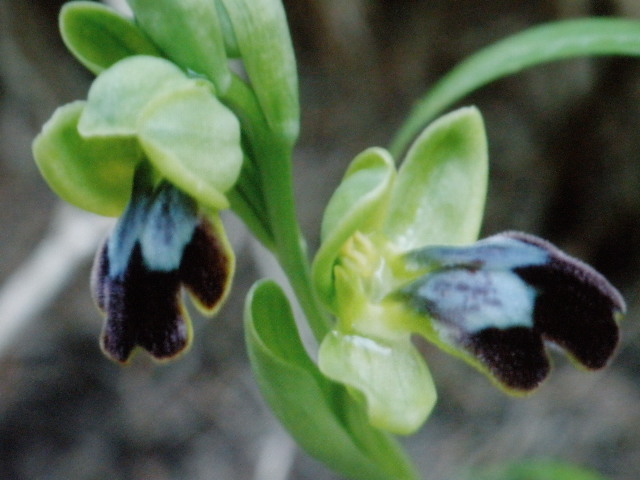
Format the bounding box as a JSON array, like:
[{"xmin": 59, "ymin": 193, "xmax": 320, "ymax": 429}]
[{"xmin": 59, "ymin": 1, "xmax": 161, "ymax": 75}]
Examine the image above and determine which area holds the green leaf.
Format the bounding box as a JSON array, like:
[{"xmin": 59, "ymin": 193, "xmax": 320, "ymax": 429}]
[
  {"xmin": 470, "ymin": 460, "xmax": 611, "ymax": 480},
  {"xmin": 59, "ymin": 1, "xmax": 161, "ymax": 75},
  {"xmin": 245, "ymin": 280, "xmax": 419, "ymax": 480},
  {"xmin": 127, "ymin": 0, "xmax": 230, "ymax": 93},
  {"xmin": 32, "ymin": 101, "xmax": 141, "ymax": 216},
  {"xmin": 384, "ymin": 107, "xmax": 488, "ymax": 250},
  {"xmin": 78, "ymin": 55, "xmax": 190, "ymax": 138},
  {"xmin": 312, "ymin": 148, "xmax": 396, "ymax": 309},
  {"xmin": 318, "ymin": 330, "xmax": 436, "ymax": 435},
  {"xmin": 137, "ymin": 81, "xmax": 243, "ymax": 211},
  {"xmin": 390, "ymin": 18, "xmax": 640, "ymax": 157},
  {"xmin": 218, "ymin": 0, "xmax": 300, "ymax": 143}
]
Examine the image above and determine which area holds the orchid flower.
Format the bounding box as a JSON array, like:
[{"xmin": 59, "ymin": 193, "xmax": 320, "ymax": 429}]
[
  {"xmin": 312, "ymin": 107, "xmax": 624, "ymax": 434},
  {"xmin": 33, "ymin": 54, "xmax": 243, "ymax": 362}
]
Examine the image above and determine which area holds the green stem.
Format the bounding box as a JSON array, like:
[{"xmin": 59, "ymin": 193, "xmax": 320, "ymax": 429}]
[
  {"xmin": 262, "ymin": 139, "xmax": 333, "ymax": 342},
  {"xmin": 223, "ymin": 75, "xmax": 332, "ymax": 341}
]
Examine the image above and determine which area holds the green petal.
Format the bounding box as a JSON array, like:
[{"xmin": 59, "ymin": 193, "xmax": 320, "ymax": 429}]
[
  {"xmin": 33, "ymin": 101, "xmax": 141, "ymax": 216},
  {"xmin": 137, "ymin": 82, "xmax": 242, "ymax": 210},
  {"xmin": 319, "ymin": 330, "xmax": 436, "ymax": 435},
  {"xmin": 384, "ymin": 106, "xmax": 488, "ymax": 250},
  {"xmin": 128, "ymin": 0, "xmax": 230, "ymax": 93},
  {"xmin": 59, "ymin": 1, "xmax": 161, "ymax": 75},
  {"xmin": 218, "ymin": 0, "xmax": 299, "ymax": 143},
  {"xmin": 78, "ymin": 55, "xmax": 191, "ymax": 138},
  {"xmin": 312, "ymin": 147, "xmax": 396, "ymax": 309},
  {"xmin": 245, "ymin": 280, "xmax": 419, "ymax": 480}
]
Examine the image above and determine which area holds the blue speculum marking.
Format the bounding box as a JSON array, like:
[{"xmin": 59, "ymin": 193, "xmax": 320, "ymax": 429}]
[
  {"xmin": 107, "ymin": 184, "xmax": 153, "ymax": 278},
  {"xmin": 139, "ymin": 183, "xmax": 198, "ymax": 272},
  {"xmin": 107, "ymin": 176, "xmax": 198, "ymax": 277},
  {"xmin": 414, "ymin": 269, "xmax": 536, "ymax": 332},
  {"xmin": 406, "ymin": 234, "xmax": 549, "ymax": 271},
  {"xmin": 399, "ymin": 231, "xmax": 624, "ymax": 391}
]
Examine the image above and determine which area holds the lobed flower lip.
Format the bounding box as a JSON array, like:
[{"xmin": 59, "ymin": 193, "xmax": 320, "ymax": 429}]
[
  {"xmin": 313, "ymin": 107, "xmax": 626, "ymax": 435},
  {"xmin": 91, "ymin": 171, "xmax": 234, "ymax": 363},
  {"xmin": 399, "ymin": 231, "xmax": 625, "ymax": 392}
]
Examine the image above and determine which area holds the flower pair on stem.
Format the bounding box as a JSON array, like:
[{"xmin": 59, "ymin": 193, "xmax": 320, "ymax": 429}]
[{"xmin": 32, "ymin": 2, "xmax": 629, "ymax": 479}]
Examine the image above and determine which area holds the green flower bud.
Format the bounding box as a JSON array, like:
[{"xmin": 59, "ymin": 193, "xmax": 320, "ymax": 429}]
[
  {"xmin": 217, "ymin": 0, "xmax": 300, "ymax": 143},
  {"xmin": 127, "ymin": 0, "xmax": 231, "ymax": 93}
]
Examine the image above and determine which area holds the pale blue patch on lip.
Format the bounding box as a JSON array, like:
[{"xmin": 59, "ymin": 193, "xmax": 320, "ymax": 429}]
[
  {"xmin": 107, "ymin": 175, "xmax": 153, "ymax": 278},
  {"xmin": 408, "ymin": 269, "xmax": 536, "ymax": 333},
  {"xmin": 139, "ymin": 183, "xmax": 198, "ymax": 272},
  {"xmin": 106, "ymin": 166, "xmax": 199, "ymax": 277},
  {"xmin": 406, "ymin": 234, "xmax": 549, "ymax": 271}
]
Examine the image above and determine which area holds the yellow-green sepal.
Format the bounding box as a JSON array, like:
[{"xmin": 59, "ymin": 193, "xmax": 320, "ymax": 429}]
[
  {"xmin": 384, "ymin": 106, "xmax": 488, "ymax": 250},
  {"xmin": 59, "ymin": 1, "xmax": 161, "ymax": 75},
  {"xmin": 137, "ymin": 81, "xmax": 242, "ymax": 211},
  {"xmin": 32, "ymin": 101, "xmax": 141, "ymax": 216},
  {"xmin": 318, "ymin": 330, "xmax": 436, "ymax": 435},
  {"xmin": 78, "ymin": 55, "xmax": 190, "ymax": 138},
  {"xmin": 76, "ymin": 56, "xmax": 243, "ymax": 211}
]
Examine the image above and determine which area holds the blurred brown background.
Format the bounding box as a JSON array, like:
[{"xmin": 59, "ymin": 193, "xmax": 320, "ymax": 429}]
[{"xmin": 2, "ymin": 0, "xmax": 640, "ymax": 479}]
